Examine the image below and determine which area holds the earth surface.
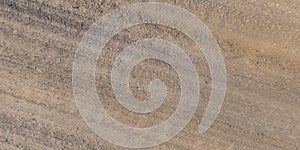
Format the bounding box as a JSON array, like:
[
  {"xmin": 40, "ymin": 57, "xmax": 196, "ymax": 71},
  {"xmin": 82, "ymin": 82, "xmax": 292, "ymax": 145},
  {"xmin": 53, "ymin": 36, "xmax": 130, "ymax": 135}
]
[{"xmin": 0, "ymin": 0, "xmax": 299, "ymax": 149}]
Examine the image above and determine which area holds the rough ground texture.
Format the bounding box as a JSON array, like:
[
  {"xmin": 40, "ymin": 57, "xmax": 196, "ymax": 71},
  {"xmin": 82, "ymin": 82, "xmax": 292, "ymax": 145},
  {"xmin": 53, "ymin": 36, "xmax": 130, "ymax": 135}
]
[{"xmin": 0, "ymin": 0, "xmax": 299, "ymax": 149}]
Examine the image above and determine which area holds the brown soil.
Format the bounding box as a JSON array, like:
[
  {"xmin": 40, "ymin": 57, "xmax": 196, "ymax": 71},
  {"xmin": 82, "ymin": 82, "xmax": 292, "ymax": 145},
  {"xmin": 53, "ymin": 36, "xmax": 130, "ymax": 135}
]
[{"xmin": 0, "ymin": 0, "xmax": 299, "ymax": 149}]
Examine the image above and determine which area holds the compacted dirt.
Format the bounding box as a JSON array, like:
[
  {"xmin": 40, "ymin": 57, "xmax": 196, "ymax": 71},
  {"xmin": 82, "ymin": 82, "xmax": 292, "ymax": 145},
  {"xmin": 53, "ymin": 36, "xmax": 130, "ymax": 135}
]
[{"xmin": 0, "ymin": 0, "xmax": 299, "ymax": 149}]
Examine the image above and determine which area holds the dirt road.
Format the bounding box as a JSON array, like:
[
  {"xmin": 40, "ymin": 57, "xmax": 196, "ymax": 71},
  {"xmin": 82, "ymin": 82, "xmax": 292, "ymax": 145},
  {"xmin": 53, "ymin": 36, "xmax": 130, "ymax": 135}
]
[{"xmin": 0, "ymin": 0, "xmax": 299, "ymax": 149}]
